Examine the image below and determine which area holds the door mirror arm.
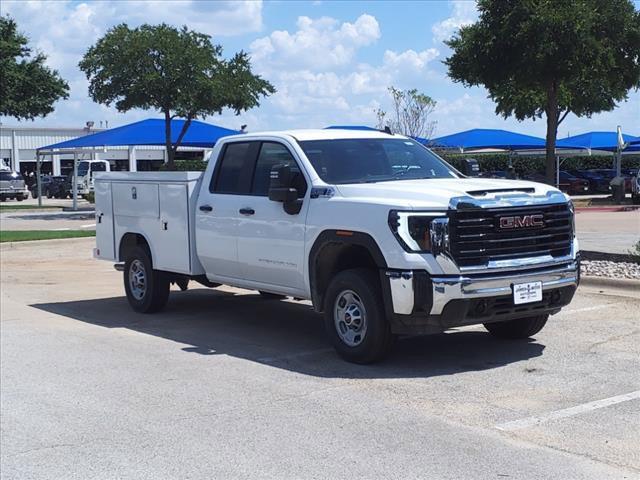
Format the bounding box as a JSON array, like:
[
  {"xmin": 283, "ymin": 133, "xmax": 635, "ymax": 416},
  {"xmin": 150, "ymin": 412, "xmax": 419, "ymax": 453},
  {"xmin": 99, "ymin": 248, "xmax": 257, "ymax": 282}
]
[{"xmin": 268, "ymin": 163, "xmax": 303, "ymax": 215}]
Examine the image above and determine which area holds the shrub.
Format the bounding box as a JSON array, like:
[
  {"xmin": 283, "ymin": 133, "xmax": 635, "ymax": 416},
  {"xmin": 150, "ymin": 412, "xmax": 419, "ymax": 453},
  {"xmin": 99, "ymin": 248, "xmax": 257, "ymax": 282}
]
[
  {"xmin": 437, "ymin": 152, "xmax": 640, "ymax": 177},
  {"xmin": 629, "ymin": 240, "xmax": 640, "ymax": 263},
  {"xmin": 160, "ymin": 159, "xmax": 207, "ymax": 171}
]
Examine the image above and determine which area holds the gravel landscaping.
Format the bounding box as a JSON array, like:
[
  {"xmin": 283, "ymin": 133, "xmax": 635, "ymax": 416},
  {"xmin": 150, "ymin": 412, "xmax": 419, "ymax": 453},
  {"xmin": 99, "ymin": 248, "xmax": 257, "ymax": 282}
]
[{"xmin": 581, "ymin": 259, "xmax": 640, "ymax": 279}]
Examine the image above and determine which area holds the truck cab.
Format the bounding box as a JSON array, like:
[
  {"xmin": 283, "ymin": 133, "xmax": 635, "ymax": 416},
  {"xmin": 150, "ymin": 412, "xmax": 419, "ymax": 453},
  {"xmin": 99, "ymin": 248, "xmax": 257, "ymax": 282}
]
[
  {"xmin": 76, "ymin": 160, "xmax": 110, "ymax": 196},
  {"xmin": 94, "ymin": 129, "xmax": 579, "ymax": 363}
]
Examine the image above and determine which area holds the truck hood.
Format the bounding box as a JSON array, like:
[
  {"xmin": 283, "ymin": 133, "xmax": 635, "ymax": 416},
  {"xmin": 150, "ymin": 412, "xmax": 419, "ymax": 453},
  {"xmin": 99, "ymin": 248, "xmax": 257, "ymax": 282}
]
[{"xmin": 334, "ymin": 178, "xmax": 565, "ymax": 209}]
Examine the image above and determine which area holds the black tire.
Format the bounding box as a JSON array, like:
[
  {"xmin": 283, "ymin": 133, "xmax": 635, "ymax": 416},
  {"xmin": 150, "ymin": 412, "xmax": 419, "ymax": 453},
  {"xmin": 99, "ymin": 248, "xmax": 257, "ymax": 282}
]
[
  {"xmin": 16, "ymin": 194, "xmax": 24, "ymax": 201},
  {"xmin": 323, "ymin": 268, "xmax": 392, "ymax": 364},
  {"xmin": 123, "ymin": 246, "xmax": 170, "ymax": 313},
  {"xmin": 259, "ymin": 291, "xmax": 286, "ymax": 300},
  {"xmin": 0, "ymin": 196, "xmax": 6, "ymax": 202},
  {"xmin": 484, "ymin": 314, "xmax": 549, "ymax": 339}
]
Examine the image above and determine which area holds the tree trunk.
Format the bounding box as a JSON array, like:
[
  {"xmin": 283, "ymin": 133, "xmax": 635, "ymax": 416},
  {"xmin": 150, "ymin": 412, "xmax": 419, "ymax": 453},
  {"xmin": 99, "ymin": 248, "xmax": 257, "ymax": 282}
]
[
  {"xmin": 164, "ymin": 110, "xmax": 175, "ymax": 170},
  {"xmin": 171, "ymin": 116, "xmax": 193, "ymax": 163},
  {"xmin": 544, "ymin": 82, "xmax": 558, "ymax": 185}
]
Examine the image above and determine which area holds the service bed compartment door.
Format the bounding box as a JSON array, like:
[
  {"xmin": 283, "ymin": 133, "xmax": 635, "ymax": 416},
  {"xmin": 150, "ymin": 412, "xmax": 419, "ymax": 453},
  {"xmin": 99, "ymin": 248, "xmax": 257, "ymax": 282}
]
[
  {"xmin": 112, "ymin": 182, "xmax": 160, "ymax": 218},
  {"xmin": 156, "ymin": 184, "xmax": 191, "ymax": 273},
  {"xmin": 94, "ymin": 181, "xmax": 115, "ymax": 260}
]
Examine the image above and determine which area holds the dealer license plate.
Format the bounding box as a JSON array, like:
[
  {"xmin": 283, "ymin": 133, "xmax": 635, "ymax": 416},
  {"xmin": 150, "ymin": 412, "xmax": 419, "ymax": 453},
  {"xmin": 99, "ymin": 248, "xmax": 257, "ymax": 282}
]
[{"xmin": 513, "ymin": 281, "xmax": 543, "ymax": 305}]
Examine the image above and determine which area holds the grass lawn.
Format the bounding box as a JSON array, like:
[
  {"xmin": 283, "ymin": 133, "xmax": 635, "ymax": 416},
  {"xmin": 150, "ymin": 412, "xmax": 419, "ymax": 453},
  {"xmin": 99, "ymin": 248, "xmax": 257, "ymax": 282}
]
[
  {"xmin": 0, "ymin": 230, "xmax": 95, "ymax": 243},
  {"xmin": 0, "ymin": 204, "xmax": 62, "ymax": 211}
]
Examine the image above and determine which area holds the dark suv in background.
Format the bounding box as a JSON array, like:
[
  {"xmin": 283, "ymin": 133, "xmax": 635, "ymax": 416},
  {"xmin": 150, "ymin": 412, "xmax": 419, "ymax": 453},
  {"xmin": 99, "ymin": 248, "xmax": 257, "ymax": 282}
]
[{"xmin": 30, "ymin": 175, "xmax": 72, "ymax": 199}]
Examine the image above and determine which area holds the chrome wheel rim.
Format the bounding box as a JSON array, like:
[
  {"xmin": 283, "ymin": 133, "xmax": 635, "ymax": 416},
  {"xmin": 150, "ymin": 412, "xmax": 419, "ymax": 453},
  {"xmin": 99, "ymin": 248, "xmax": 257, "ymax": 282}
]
[
  {"xmin": 334, "ymin": 290, "xmax": 367, "ymax": 347},
  {"xmin": 128, "ymin": 259, "xmax": 147, "ymax": 300}
]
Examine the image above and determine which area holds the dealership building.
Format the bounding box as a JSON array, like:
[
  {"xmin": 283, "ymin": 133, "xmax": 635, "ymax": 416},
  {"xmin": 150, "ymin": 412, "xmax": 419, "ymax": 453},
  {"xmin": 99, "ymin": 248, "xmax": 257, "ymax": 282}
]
[{"xmin": 0, "ymin": 125, "xmax": 200, "ymax": 176}]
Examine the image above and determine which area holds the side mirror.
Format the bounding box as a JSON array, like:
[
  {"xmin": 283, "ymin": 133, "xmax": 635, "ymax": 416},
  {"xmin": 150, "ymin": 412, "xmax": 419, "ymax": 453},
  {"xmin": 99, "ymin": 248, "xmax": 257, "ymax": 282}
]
[{"xmin": 268, "ymin": 163, "xmax": 303, "ymax": 215}]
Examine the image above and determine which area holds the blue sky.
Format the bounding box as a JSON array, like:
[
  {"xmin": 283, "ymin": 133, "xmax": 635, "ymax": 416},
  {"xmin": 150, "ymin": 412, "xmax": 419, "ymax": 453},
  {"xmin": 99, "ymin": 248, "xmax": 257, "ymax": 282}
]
[{"xmin": 2, "ymin": 0, "xmax": 639, "ymax": 138}]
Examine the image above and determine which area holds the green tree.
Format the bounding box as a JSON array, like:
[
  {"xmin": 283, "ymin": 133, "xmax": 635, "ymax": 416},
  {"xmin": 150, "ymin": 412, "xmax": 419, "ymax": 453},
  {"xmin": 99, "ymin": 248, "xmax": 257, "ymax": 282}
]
[
  {"xmin": 79, "ymin": 23, "xmax": 275, "ymax": 169},
  {"xmin": 375, "ymin": 87, "xmax": 437, "ymax": 140},
  {"xmin": 445, "ymin": 0, "xmax": 640, "ymax": 182},
  {"xmin": 0, "ymin": 16, "xmax": 69, "ymax": 120}
]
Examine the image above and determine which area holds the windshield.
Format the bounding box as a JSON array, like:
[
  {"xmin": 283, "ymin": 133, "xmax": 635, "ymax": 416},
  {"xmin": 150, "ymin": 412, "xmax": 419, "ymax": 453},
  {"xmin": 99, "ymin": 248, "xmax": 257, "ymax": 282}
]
[
  {"xmin": 0, "ymin": 172, "xmax": 23, "ymax": 181},
  {"xmin": 77, "ymin": 161, "xmax": 90, "ymax": 176},
  {"xmin": 298, "ymin": 138, "xmax": 458, "ymax": 184}
]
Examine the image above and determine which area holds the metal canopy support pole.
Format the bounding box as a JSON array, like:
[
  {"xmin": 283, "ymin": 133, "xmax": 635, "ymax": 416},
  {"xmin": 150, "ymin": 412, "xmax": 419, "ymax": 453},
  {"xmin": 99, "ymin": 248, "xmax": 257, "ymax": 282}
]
[
  {"xmin": 72, "ymin": 152, "xmax": 78, "ymax": 211},
  {"xmin": 556, "ymin": 154, "xmax": 560, "ymax": 189},
  {"xmin": 36, "ymin": 151, "xmax": 42, "ymax": 207}
]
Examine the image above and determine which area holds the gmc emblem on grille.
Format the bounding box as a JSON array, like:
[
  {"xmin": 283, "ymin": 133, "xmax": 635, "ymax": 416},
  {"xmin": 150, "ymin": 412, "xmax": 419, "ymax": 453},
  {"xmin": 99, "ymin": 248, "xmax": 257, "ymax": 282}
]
[{"xmin": 499, "ymin": 214, "xmax": 544, "ymax": 229}]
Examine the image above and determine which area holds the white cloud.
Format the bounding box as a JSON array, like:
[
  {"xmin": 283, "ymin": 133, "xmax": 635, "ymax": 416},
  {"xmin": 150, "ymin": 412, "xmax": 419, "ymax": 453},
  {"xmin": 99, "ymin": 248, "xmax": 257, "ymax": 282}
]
[
  {"xmin": 1, "ymin": 0, "xmax": 264, "ymax": 128},
  {"xmin": 250, "ymin": 14, "xmax": 380, "ymax": 71},
  {"xmin": 432, "ymin": 0, "xmax": 478, "ymax": 43}
]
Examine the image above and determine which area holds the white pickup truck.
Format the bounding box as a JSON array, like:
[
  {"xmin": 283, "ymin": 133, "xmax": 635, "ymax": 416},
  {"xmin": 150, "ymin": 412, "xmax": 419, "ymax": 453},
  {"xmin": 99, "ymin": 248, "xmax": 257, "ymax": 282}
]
[{"xmin": 94, "ymin": 129, "xmax": 579, "ymax": 363}]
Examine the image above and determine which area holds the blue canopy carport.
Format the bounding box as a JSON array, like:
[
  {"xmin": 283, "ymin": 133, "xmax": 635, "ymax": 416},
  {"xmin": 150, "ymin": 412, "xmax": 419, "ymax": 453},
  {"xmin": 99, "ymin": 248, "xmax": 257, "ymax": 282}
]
[
  {"xmin": 430, "ymin": 128, "xmax": 546, "ymax": 152},
  {"xmin": 556, "ymin": 131, "xmax": 640, "ymax": 153},
  {"xmin": 557, "ymin": 130, "xmax": 640, "ymax": 187},
  {"xmin": 36, "ymin": 118, "xmax": 239, "ymax": 209}
]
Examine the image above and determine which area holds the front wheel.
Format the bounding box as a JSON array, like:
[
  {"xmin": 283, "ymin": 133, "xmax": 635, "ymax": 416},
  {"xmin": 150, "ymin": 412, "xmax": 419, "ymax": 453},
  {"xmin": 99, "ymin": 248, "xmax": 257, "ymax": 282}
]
[
  {"xmin": 324, "ymin": 268, "xmax": 392, "ymax": 364},
  {"xmin": 124, "ymin": 246, "xmax": 170, "ymax": 313},
  {"xmin": 484, "ymin": 314, "xmax": 549, "ymax": 339}
]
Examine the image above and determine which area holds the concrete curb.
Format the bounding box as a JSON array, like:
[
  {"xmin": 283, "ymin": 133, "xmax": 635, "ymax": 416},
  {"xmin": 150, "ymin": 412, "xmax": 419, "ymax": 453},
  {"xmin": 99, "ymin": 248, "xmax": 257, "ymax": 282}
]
[
  {"xmin": 575, "ymin": 206, "xmax": 640, "ymax": 213},
  {"xmin": 580, "ymin": 275, "xmax": 640, "ymax": 291}
]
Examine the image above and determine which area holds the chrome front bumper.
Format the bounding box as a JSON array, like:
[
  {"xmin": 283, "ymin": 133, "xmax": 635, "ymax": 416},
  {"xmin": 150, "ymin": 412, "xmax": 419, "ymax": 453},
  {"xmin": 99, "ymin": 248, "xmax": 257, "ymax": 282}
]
[{"xmin": 387, "ymin": 261, "xmax": 579, "ymax": 316}]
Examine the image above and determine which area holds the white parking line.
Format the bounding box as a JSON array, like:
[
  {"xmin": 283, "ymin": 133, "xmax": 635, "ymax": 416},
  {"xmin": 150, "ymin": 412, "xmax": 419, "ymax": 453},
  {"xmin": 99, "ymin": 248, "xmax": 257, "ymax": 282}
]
[
  {"xmin": 52, "ymin": 227, "xmax": 71, "ymax": 231},
  {"xmin": 81, "ymin": 223, "xmax": 96, "ymax": 228},
  {"xmin": 496, "ymin": 390, "xmax": 640, "ymax": 431}
]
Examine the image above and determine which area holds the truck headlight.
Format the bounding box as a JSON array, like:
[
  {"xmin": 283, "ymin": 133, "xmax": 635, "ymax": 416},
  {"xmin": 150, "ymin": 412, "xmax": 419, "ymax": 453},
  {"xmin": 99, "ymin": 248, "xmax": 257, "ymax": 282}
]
[{"xmin": 388, "ymin": 211, "xmax": 447, "ymax": 253}]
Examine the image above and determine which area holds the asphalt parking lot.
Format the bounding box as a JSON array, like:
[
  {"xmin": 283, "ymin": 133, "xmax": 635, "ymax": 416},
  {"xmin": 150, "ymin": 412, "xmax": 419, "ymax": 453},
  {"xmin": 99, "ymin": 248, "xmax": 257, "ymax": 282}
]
[{"xmin": 1, "ymin": 238, "xmax": 639, "ymax": 479}]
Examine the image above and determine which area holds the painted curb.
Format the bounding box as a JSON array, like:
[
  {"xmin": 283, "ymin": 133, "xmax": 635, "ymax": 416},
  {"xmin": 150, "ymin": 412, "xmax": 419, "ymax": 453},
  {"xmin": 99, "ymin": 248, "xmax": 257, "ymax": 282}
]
[{"xmin": 580, "ymin": 276, "xmax": 640, "ymax": 291}]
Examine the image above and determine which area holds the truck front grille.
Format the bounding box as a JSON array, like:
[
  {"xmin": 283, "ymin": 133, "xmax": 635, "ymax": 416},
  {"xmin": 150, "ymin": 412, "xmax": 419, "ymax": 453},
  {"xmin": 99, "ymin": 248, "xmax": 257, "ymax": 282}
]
[{"xmin": 448, "ymin": 203, "xmax": 573, "ymax": 267}]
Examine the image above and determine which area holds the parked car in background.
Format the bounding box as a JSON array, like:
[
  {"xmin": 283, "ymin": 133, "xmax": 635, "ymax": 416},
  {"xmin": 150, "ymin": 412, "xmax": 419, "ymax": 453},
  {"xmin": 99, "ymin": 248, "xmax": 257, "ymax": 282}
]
[
  {"xmin": 569, "ymin": 170, "xmax": 611, "ymax": 193},
  {"xmin": 523, "ymin": 172, "xmax": 549, "ymax": 185},
  {"xmin": 0, "ymin": 171, "xmax": 28, "ymax": 201},
  {"xmin": 558, "ymin": 171, "xmax": 590, "ymax": 195},
  {"xmin": 524, "ymin": 171, "xmax": 589, "ymax": 195},
  {"xmin": 45, "ymin": 176, "xmax": 72, "ymax": 199},
  {"xmin": 589, "ymin": 169, "xmax": 633, "ymax": 192},
  {"xmin": 29, "ymin": 175, "xmax": 53, "ymax": 199}
]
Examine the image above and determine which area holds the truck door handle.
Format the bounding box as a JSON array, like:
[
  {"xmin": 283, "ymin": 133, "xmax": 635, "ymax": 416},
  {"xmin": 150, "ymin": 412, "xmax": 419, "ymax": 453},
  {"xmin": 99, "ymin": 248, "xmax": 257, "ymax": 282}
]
[
  {"xmin": 199, "ymin": 205, "xmax": 213, "ymax": 212},
  {"xmin": 239, "ymin": 208, "xmax": 255, "ymax": 216}
]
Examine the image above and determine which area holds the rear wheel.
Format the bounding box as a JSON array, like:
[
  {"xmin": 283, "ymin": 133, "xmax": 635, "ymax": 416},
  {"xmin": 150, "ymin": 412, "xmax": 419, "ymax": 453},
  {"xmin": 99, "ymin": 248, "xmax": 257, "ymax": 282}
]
[
  {"xmin": 16, "ymin": 194, "xmax": 24, "ymax": 201},
  {"xmin": 324, "ymin": 268, "xmax": 392, "ymax": 364},
  {"xmin": 484, "ymin": 314, "xmax": 549, "ymax": 339},
  {"xmin": 123, "ymin": 246, "xmax": 170, "ymax": 313}
]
